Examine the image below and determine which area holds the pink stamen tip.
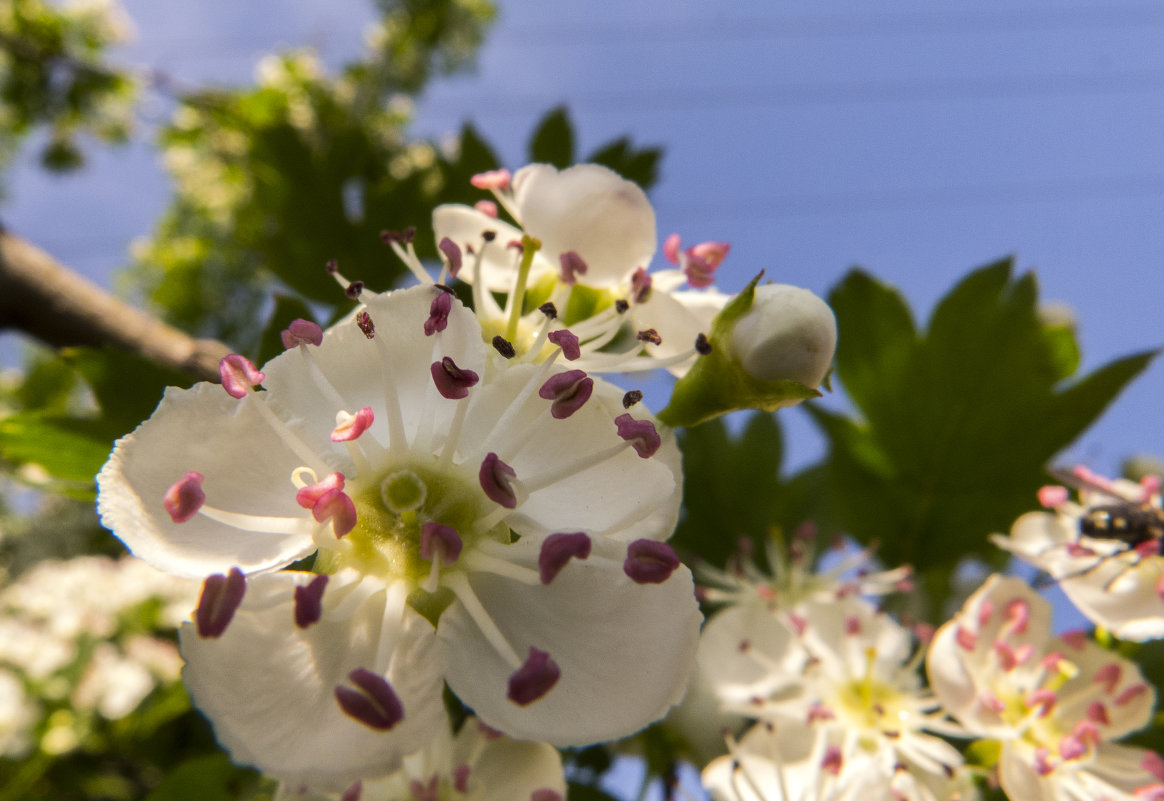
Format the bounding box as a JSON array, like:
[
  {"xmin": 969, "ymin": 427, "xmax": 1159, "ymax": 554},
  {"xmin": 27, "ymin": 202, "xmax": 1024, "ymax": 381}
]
[
  {"xmin": 912, "ymin": 623, "xmax": 935, "ymax": 644},
  {"xmin": 1034, "ymin": 747, "xmax": 1055, "ymax": 776},
  {"xmin": 1156, "ymin": 573, "xmax": 1164, "ymax": 603},
  {"xmin": 683, "ymin": 255, "xmax": 717, "ymax": 289},
  {"xmin": 1093, "ymin": 663, "xmax": 1122, "ymax": 694},
  {"xmin": 977, "ymin": 599, "xmax": 995, "ymax": 628},
  {"xmin": 164, "ymin": 471, "xmax": 205, "ymax": 523},
  {"xmin": 1086, "ymin": 701, "xmax": 1111, "ymax": 726},
  {"xmin": 1060, "ymin": 630, "xmax": 1088, "ymax": 649},
  {"xmin": 688, "ymin": 240, "xmax": 731, "ymax": 267},
  {"xmin": 474, "ymin": 199, "xmax": 498, "ymax": 217},
  {"xmin": 335, "ymin": 668, "xmax": 404, "ymax": 730},
  {"xmin": 615, "ymin": 413, "xmax": 661, "ymax": 458},
  {"xmin": 431, "ymin": 357, "xmax": 480, "ymax": 400},
  {"xmin": 1026, "ymin": 688, "xmax": 1057, "ymax": 717},
  {"xmin": 663, "ymin": 233, "xmax": 682, "ymax": 265},
  {"xmin": 1005, "ymin": 598, "xmax": 1030, "ymax": 634},
  {"xmin": 531, "ymin": 791, "xmax": 564, "ymax": 801},
  {"xmin": 453, "ymin": 765, "xmax": 471, "ymax": 794},
  {"xmin": 1116, "ymin": 683, "xmax": 1149, "ymax": 706},
  {"xmin": 410, "ymin": 778, "xmax": 438, "ymax": 801},
  {"xmin": 341, "ymin": 781, "xmax": 362, "ymax": 801},
  {"xmin": 294, "ymin": 574, "xmax": 329, "ymax": 629},
  {"xmin": 623, "ymin": 539, "xmax": 680, "ymax": 584},
  {"xmin": 1058, "ymin": 734, "xmax": 1087, "ymax": 762},
  {"xmin": 787, "ymin": 613, "xmax": 807, "ymax": 635},
  {"xmin": 420, "ymin": 522, "xmax": 463, "ymax": 565},
  {"xmin": 195, "ymin": 567, "xmax": 246, "ymax": 639},
  {"xmin": 1136, "ymin": 539, "xmax": 1162, "ymax": 558},
  {"xmin": 218, "ymin": 353, "xmax": 264, "ymax": 398},
  {"xmin": 807, "ymin": 702, "xmax": 836, "ymax": 723},
  {"xmin": 558, "ymin": 250, "xmax": 588, "ymax": 284},
  {"xmin": 1140, "ymin": 474, "xmax": 1162, "ymax": 501},
  {"xmin": 1142, "ymin": 752, "xmax": 1164, "ymax": 782},
  {"xmin": 547, "ymin": 329, "xmax": 581, "ymax": 360},
  {"xmin": 631, "ymin": 267, "xmax": 652, "ymax": 304},
  {"xmin": 438, "ymin": 237, "xmax": 463, "ymax": 278},
  {"xmin": 821, "ymin": 745, "xmax": 843, "ymax": 776},
  {"xmin": 312, "ymin": 488, "xmax": 358, "ymax": 538},
  {"xmin": 1038, "ymin": 485, "xmax": 1070, "ymax": 508},
  {"xmin": 979, "ymin": 691, "xmax": 1006, "ymax": 714},
  {"xmin": 426, "ymin": 291, "xmax": 453, "ymax": 336},
  {"xmin": 480, "ymin": 452, "xmax": 518, "ymax": 509},
  {"xmin": 332, "ymin": 407, "xmax": 375, "ymax": 442},
  {"xmin": 994, "ymin": 641, "xmax": 1018, "ymax": 671},
  {"xmin": 1067, "ymin": 542, "xmax": 1096, "ymax": 557},
  {"xmin": 1014, "ymin": 643, "xmax": 1034, "ymax": 665},
  {"xmin": 844, "ymin": 616, "xmax": 861, "ymax": 636},
  {"xmin": 507, "ymin": 647, "xmax": 560, "ymax": 706},
  {"xmin": 1041, "ymin": 651, "xmax": 1066, "ymax": 672},
  {"xmin": 470, "ymin": 168, "xmax": 511, "ymax": 191},
  {"xmin": 955, "ymin": 626, "xmax": 978, "ymax": 652},
  {"xmin": 281, "ymin": 318, "xmax": 323, "ymax": 349},
  {"xmin": 538, "ymin": 370, "xmax": 594, "ymax": 419},
  {"xmin": 538, "ymin": 532, "xmax": 592, "ymax": 584},
  {"xmin": 297, "ymin": 472, "xmax": 346, "ymax": 509},
  {"xmin": 1072, "ymin": 720, "xmax": 1101, "ymax": 748}
]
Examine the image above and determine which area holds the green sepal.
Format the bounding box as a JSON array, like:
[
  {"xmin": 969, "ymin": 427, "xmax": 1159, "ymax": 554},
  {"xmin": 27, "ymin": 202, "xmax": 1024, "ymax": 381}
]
[{"xmin": 657, "ymin": 274, "xmax": 820, "ymax": 428}]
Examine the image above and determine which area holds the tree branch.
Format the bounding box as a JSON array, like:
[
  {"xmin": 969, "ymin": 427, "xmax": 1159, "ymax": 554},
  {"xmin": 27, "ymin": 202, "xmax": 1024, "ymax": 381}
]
[{"xmin": 0, "ymin": 225, "xmax": 229, "ymax": 382}]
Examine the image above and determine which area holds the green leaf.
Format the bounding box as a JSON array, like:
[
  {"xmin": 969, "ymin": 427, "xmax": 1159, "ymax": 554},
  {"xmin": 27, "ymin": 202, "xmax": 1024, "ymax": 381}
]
[
  {"xmin": 143, "ymin": 754, "xmax": 261, "ymax": 801},
  {"xmin": 814, "ymin": 260, "xmax": 1158, "ymax": 586},
  {"xmin": 567, "ymin": 784, "xmax": 621, "ymax": 801},
  {"xmin": 64, "ymin": 347, "xmax": 193, "ymax": 431},
  {"xmin": 528, "ymin": 105, "xmax": 575, "ymax": 168},
  {"xmin": 587, "ymin": 137, "xmax": 662, "ymax": 190},
  {"xmin": 0, "ymin": 412, "xmax": 120, "ymax": 495}
]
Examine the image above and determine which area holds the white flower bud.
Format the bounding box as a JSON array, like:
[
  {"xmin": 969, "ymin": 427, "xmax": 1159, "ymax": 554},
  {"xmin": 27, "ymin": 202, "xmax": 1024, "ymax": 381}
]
[{"xmin": 729, "ymin": 284, "xmax": 836, "ymax": 387}]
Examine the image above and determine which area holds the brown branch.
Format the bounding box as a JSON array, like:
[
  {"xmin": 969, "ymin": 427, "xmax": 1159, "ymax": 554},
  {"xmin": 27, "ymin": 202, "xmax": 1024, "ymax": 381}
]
[{"xmin": 0, "ymin": 225, "xmax": 229, "ymax": 382}]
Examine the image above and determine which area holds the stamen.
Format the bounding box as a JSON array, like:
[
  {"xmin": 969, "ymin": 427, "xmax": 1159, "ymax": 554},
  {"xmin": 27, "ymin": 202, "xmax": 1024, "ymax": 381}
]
[
  {"xmin": 636, "ymin": 328, "xmax": 662, "ymax": 346},
  {"xmin": 479, "ymin": 453, "xmax": 520, "ymax": 509},
  {"xmin": 470, "ymin": 169, "xmax": 511, "ymax": 191},
  {"xmin": 474, "ymin": 199, "xmax": 498, "ymax": 217},
  {"xmin": 624, "ymin": 540, "xmax": 680, "ymax": 584},
  {"xmin": 281, "ymin": 319, "xmax": 323, "ymax": 349},
  {"xmin": 454, "ymin": 765, "xmax": 471, "ymax": 793},
  {"xmin": 312, "ymin": 489, "xmax": 357, "ymax": 538},
  {"xmin": 219, "ymin": 354, "xmax": 265, "ymax": 398},
  {"xmin": 1038, "ymin": 485, "xmax": 1069, "ymax": 508},
  {"xmin": 539, "ymin": 532, "xmax": 592, "ymax": 584},
  {"xmin": 507, "ymin": 647, "xmax": 561, "ymax": 705},
  {"xmin": 425, "ymin": 291, "xmax": 453, "ymax": 336},
  {"xmin": 538, "ymin": 370, "xmax": 594, "ymax": 419},
  {"xmin": 631, "ymin": 267, "xmax": 652, "ymax": 303},
  {"xmin": 356, "ymin": 311, "xmax": 375, "ymax": 338},
  {"xmin": 195, "ymin": 567, "xmax": 246, "ymax": 638},
  {"xmin": 195, "ymin": 505, "xmax": 317, "ymax": 536},
  {"xmin": 559, "ymin": 251, "xmax": 588, "ymax": 284},
  {"xmin": 297, "ymin": 472, "xmax": 346, "ymax": 508},
  {"xmin": 164, "ymin": 471, "xmax": 205, "ymax": 522},
  {"xmin": 334, "ymin": 668, "xmax": 404, "ymax": 730},
  {"xmin": 505, "ymin": 235, "xmax": 541, "ymax": 343},
  {"xmin": 438, "ymin": 237, "xmax": 463, "ymax": 279},
  {"xmin": 294, "ymin": 574, "xmax": 329, "ymax": 628},
  {"xmin": 622, "ymin": 390, "xmax": 643, "ymax": 408},
  {"xmin": 431, "ymin": 357, "xmax": 480, "ymax": 400},
  {"xmin": 695, "ymin": 333, "xmax": 712, "ymax": 355},
  {"xmin": 341, "ymin": 782, "xmax": 362, "ymax": 801},
  {"xmin": 370, "ymin": 329, "xmax": 410, "ymax": 454},
  {"xmin": 663, "ymin": 233, "xmax": 682, "ymax": 265},
  {"xmin": 332, "ymin": 408, "xmax": 374, "ymax": 442},
  {"xmin": 547, "ymin": 329, "xmax": 581, "ymax": 360},
  {"xmin": 615, "ymin": 414, "xmax": 661, "ymax": 458},
  {"xmin": 410, "ymin": 777, "xmax": 439, "ymax": 801},
  {"xmin": 421, "ymin": 522, "xmax": 463, "ymax": 565},
  {"xmin": 492, "ymin": 336, "xmax": 516, "ymax": 359}
]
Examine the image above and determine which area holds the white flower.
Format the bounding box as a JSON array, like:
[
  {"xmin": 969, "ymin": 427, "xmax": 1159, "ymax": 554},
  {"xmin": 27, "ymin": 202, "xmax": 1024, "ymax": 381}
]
[
  {"xmin": 927, "ymin": 574, "xmax": 1164, "ymax": 801},
  {"xmin": 413, "ymin": 163, "xmax": 728, "ymax": 375},
  {"xmin": 992, "ymin": 468, "xmax": 1164, "ymax": 641},
  {"xmin": 728, "ymin": 284, "xmax": 836, "ymax": 388},
  {"xmin": 97, "ymin": 285, "xmax": 700, "ymax": 786},
  {"xmin": 278, "ymin": 717, "xmax": 566, "ymax": 801}
]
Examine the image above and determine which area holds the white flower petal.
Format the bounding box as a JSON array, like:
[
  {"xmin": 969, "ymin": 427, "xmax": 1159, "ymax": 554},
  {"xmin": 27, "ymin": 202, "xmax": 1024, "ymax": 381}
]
[
  {"xmin": 627, "ymin": 286, "xmax": 728, "ymax": 376},
  {"xmin": 432, "ymin": 205, "xmax": 555, "ymax": 291},
  {"xmin": 698, "ymin": 604, "xmax": 806, "ymax": 706},
  {"xmin": 512, "ymin": 163, "xmax": 656, "ymax": 287},
  {"xmin": 97, "ymin": 383, "xmax": 318, "ymax": 578},
  {"xmin": 456, "ymin": 722, "xmax": 566, "ymax": 801},
  {"xmin": 180, "ymin": 571, "xmax": 447, "ymax": 790},
  {"xmin": 438, "ymin": 551, "xmax": 701, "ymax": 746}
]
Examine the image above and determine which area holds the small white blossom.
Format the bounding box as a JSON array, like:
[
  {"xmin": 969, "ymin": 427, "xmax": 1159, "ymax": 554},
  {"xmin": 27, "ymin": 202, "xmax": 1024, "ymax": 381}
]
[
  {"xmin": 728, "ymin": 284, "xmax": 836, "ymax": 388},
  {"xmin": 928, "ymin": 574, "xmax": 1164, "ymax": 801}
]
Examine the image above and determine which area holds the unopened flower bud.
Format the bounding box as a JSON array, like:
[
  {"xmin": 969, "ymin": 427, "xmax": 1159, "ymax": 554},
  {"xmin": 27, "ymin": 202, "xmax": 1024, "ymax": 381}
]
[{"xmin": 730, "ymin": 284, "xmax": 836, "ymax": 387}]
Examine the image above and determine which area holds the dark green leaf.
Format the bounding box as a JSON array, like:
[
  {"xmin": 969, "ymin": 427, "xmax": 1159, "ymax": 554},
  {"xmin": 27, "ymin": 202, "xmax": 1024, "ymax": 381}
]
[
  {"xmin": 529, "ymin": 105, "xmax": 575, "ymax": 168},
  {"xmin": 567, "ymin": 783, "xmax": 622, "ymax": 801},
  {"xmin": 0, "ymin": 412, "xmax": 119, "ymax": 492},
  {"xmin": 587, "ymin": 137, "xmax": 662, "ymax": 190},
  {"xmin": 144, "ymin": 754, "xmax": 261, "ymax": 801},
  {"xmin": 64, "ymin": 347, "xmax": 193, "ymax": 431}
]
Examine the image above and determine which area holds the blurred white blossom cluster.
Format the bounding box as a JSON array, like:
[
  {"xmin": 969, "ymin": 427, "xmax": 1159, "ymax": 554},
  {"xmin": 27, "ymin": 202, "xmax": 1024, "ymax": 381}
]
[{"xmin": 0, "ymin": 556, "xmax": 196, "ymax": 759}]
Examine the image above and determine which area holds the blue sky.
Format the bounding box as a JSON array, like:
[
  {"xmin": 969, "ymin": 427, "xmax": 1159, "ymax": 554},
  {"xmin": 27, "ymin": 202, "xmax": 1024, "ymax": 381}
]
[{"xmin": 6, "ymin": 0, "xmax": 1161, "ymax": 480}]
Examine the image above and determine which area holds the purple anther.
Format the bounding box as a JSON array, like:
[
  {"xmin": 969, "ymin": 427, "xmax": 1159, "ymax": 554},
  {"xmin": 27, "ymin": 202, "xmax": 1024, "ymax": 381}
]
[
  {"xmin": 614, "ymin": 299, "xmax": 630, "ymax": 314},
  {"xmin": 312, "ymin": 488, "xmax": 358, "ymax": 538},
  {"xmin": 694, "ymin": 333, "xmax": 712, "ymax": 355},
  {"xmin": 345, "ymin": 281, "xmax": 365, "ymax": 299},
  {"xmin": 622, "ymin": 390, "xmax": 643, "ymax": 409},
  {"xmin": 431, "ymin": 357, "xmax": 480, "ymax": 400},
  {"xmin": 281, "ymin": 318, "xmax": 323, "ymax": 349},
  {"xmin": 663, "ymin": 233, "xmax": 682, "ymax": 265},
  {"xmin": 547, "ymin": 329, "xmax": 581, "ymax": 361},
  {"xmin": 164, "ymin": 471, "xmax": 205, "ymax": 523},
  {"xmin": 219, "ymin": 354, "xmax": 265, "ymax": 398},
  {"xmin": 332, "ymin": 408, "xmax": 374, "ymax": 442},
  {"xmin": 340, "ymin": 782, "xmax": 362, "ymax": 801},
  {"xmin": 195, "ymin": 567, "xmax": 246, "ymax": 638},
  {"xmin": 531, "ymin": 791, "xmax": 564, "ymax": 801},
  {"xmin": 294, "ymin": 574, "xmax": 329, "ymax": 629},
  {"xmin": 334, "ymin": 668, "xmax": 404, "ymax": 731},
  {"xmin": 296, "ymin": 472, "xmax": 346, "ymax": 509},
  {"xmin": 470, "ymin": 169, "xmax": 511, "ymax": 191},
  {"xmin": 821, "ymin": 745, "xmax": 843, "ymax": 776},
  {"xmin": 636, "ymin": 328, "xmax": 662, "ymax": 346},
  {"xmin": 410, "ymin": 777, "xmax": 439, "ymax": 801},
  {"xmin": 480, "ymin": 452, "xmax": 518, "ymax": 509},
  {"xmin": 539, "ymin": 302, "xmax": 558, "ymax": 319},
  {"xmin": 507, "ymin": 647, "xmax": 560, "ymax": 706},
  {"xmin": 559, "ymin": 251, "xmax": 588, "ymax": 284},
  {"xmin": 420, "ymin": 522, "xmax": 463, "ymax": 564},
  {"xmin": 631, "ymin": 267, "xmax": 652, "ymax": 304},
  {"xmin": 538, "ymin": 532, "xmax": 591, "ymax": 584},
  {"xmin": 453, "ymin": 765, "xmax": 470, "ymax": 793},
  {"xmin": 684, "ymin": 256, "xmax": 716, "ymax": 289},
  {"xmin": 623, "ymin": 540, "xmax": 680, "ymax": 584},
  {"xmin": 425, "ymin": 291, "xmax": 453, "ymax": 336},
  {"xmin": 615, "ymin": 414, "xmax": 661, "ymax": 458},
  {"xmin": 492, "ymin": 336, "xmax": 516, "ymax": 359},
  {"xmin": 380, "ymin": 227, "xmax": 416, "ymax": 245},
  {"xmin": 474, "ymin": 199, "xmax": 498, "ymax": 217},
  {"xmin": 438, "ymin": 237, "xmax": 463, "ymax": 278},
  {"xmin": 356, "ymin": 311, "xmax": 375, "ymax": 339},
  {"xmin": 538, "ymin": 370, "xmax": 594, "ymax": 419}
]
